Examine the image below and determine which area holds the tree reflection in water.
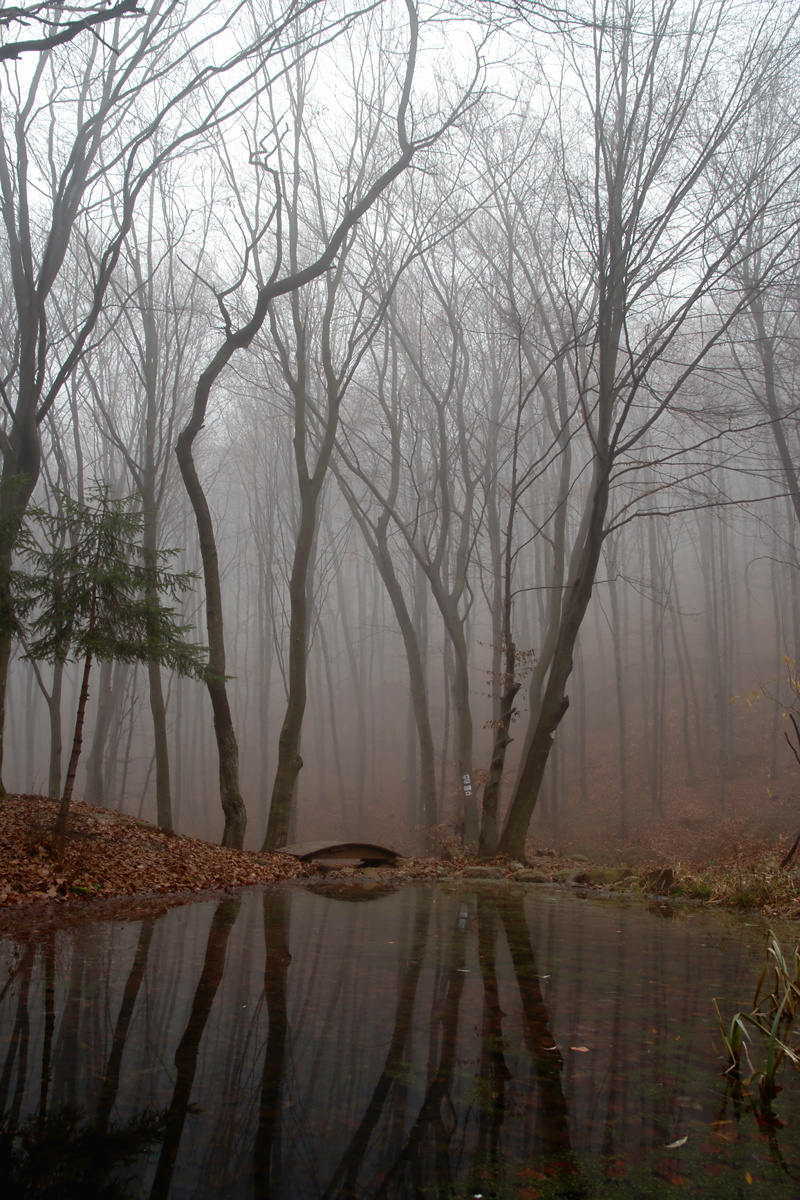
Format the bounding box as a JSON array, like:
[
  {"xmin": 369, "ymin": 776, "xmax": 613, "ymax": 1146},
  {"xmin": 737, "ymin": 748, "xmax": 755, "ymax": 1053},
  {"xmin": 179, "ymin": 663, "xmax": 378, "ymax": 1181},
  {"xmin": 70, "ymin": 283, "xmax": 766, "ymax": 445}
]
[{"xmin": 0, "ymin": 885, "xmax": 798, "ymax": 1197}]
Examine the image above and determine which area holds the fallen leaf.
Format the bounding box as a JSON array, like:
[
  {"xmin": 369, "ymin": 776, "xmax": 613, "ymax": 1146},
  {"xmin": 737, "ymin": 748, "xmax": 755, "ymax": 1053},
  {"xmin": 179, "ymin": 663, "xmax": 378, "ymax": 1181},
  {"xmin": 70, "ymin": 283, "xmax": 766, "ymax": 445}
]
[
  {"xmin": 570, "ymin": 1045, "xmax": 590, "ymax": 1052},
  {"xmin": 666, "ymin": 1136, "xmax": 688, "ymax": 1149}
]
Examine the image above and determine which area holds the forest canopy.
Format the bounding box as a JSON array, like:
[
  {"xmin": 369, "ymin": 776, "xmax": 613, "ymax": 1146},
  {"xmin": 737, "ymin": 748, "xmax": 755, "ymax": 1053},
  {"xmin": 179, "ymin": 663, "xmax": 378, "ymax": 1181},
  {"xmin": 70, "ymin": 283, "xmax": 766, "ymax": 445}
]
[{"xmin": 0, "ymin": 0, "xmax": 797, "ymax": 861}]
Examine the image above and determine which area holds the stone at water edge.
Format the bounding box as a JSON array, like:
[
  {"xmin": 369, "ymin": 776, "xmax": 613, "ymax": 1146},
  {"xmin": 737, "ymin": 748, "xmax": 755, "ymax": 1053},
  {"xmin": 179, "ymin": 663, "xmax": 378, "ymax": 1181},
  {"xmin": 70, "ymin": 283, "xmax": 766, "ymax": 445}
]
[
  {"xmin": 588, "ymin": 866, "xmax": 636, "ymax": 886},
  {"xmin": 463, "ymin": 864, "xmax": 506, "ymax": 880},
  {"xmin": 556, "ymin": 868, "xmax": 591, "ymax": 885},
  {"xmin": 515, "ymin": 868, "xmax": 550, "ymax": 883}
]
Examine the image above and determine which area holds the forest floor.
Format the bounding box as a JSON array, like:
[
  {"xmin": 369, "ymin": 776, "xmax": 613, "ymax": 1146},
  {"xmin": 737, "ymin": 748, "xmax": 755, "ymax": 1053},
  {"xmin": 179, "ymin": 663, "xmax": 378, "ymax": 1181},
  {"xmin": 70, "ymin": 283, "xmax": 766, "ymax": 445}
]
[{"xmin": 1, "ymin": 794, "xmax": 799, "ymax": 935}]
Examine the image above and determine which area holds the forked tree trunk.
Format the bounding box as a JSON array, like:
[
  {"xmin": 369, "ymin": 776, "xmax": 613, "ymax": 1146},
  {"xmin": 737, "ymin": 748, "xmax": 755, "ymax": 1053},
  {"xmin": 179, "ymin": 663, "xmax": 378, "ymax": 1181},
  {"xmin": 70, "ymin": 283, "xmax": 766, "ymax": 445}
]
[{"xmin": 497, "ymin": 468, "xmax": 610, "ymax": 860}]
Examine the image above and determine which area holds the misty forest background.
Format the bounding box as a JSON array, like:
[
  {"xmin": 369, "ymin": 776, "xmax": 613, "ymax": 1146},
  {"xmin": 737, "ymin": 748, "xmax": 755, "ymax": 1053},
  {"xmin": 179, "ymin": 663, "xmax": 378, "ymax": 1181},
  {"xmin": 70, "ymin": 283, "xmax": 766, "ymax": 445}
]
[{"xmin": 0, "ymin": 0, "xmax": 798, "ymax": 861}]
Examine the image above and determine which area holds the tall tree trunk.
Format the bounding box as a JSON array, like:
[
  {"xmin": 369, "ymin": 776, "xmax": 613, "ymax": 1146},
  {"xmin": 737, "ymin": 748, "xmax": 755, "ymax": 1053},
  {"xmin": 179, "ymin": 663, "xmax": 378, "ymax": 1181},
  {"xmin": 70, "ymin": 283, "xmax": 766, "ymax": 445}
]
[
  {"xmin": 147, "ymin": 659, "xmax": 172, "ymax": 832},
  {"xmin": 498, "ymin": 466, "xmax": 610, "ymax": 860},
  {"xmin": 263, "ymin": 486, "xmax": 318, "ymax": 850},
  {"xmin": 46, "ymin": 662, "xmax": 64, "ymax": 799},
  {"xmin": 605, "ymin": 545, "xmax": 629, "ymax": 836},
  {"xmin": 175, "ymin": 428, "xmax": 246, "ymax": 849}
]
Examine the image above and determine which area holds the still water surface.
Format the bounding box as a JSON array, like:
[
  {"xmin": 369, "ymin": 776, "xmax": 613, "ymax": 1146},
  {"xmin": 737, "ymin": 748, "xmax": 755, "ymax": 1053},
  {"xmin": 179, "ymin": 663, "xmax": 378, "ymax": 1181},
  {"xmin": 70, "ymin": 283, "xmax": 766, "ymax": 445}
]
[{"xmin": 0, "ymin": 882, "xmax": 798, "ymax": 1198}]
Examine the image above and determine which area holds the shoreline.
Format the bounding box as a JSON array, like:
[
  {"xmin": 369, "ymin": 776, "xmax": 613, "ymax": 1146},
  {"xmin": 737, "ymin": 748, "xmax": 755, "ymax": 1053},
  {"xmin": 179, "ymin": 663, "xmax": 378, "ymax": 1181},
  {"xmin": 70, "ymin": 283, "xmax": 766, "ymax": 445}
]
[{"xmin": 1, "ymin": 794, "xmax": 798, "ymax": 937}]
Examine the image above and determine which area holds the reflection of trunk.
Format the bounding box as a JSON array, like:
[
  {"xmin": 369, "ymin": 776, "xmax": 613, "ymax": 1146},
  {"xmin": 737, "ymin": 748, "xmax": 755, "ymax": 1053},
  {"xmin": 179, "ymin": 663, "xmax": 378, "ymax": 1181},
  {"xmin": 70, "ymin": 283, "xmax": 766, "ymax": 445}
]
[
  {"xmin": 96, "ymin": 917, "xmax": 156, "ymax": 1133},
  {"xmin": 378, "ymin": 907, "xmax": 467, "ymax": 1195},
  {"xmin": 0, "ymin": 942, "xmax": 35, "ymax": 1121},
  {"xmin": 496, "ymin": 893, "xmax": 577, "ymax": 1165},
  {"xmin": 50, "ymin": 938, "xmax": 86, "ymax": 1107},
  {"xmin": 323, "ymin": 890, "xmax": 432, "ymax": 1199},
  {"xmin": 38, "ymin": 934, "xmax": 56, "ymax": 1125},
  {"xmin": 253, "ymin": 891, "xmax": 292, "ymax": 1199},
  {"xmin": 472, "ymin": 895, "xmax": 511, "ymax": 1179},
  {"xmin": 150, "ymin": 896, "xmax": 241, "ymax": 1198},
  {"xmin": 601, "ymin": 926, "xmax": 627, "ymax": 1161}
]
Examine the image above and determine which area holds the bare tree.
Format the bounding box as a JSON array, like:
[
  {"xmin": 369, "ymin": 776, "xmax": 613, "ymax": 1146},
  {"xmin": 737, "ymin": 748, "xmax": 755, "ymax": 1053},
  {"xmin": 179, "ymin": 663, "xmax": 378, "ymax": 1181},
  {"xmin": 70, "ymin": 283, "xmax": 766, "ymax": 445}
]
[
  {"xmin": 175, "ymin": 0, "xmax": 478, "ymax": 849},
  {"xmin": 496, "ymin": 0, "xmax": 798, "ymax": 858},
  {"xmin": 85, "ymin": 166, "xmax": 210, "ymax": 828},
  {"xmin": 0, "ymin": 1, "xmax": 141, "ymax": 62},
  {"xmin": 0, "ymin": 0, "xmax": 331, "ymax": 793}
]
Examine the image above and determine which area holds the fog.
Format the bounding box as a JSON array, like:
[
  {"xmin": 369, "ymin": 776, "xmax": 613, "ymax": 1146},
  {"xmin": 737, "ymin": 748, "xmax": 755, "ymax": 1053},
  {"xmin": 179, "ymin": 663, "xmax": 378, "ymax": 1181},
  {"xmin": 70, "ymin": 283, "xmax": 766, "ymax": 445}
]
[{"xmin": 0, "ymin": 0, "xmax": 797, "ymax": 862}]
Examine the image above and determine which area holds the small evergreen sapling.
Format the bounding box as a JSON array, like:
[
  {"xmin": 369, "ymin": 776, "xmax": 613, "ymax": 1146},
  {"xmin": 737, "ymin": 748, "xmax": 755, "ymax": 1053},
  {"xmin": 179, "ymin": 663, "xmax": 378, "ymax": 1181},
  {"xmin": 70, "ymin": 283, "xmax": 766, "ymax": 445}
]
[{"xmin": 18, "ymin": 486, "xmax": 207, "ymax": 836}]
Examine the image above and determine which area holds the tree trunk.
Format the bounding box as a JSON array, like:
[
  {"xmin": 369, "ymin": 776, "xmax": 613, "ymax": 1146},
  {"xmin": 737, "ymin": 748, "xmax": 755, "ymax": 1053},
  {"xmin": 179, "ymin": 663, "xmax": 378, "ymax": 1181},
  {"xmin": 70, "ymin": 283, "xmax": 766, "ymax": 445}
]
[
  {"xmin": 56, "ymin": 651, "xmax": 93, "ymax": 837},
  {"xmin": 605, "ymin": 546, "xmax": 629, "ymax": 836},
  {"xmin": 46, "ymin": 662, "xmax": 64, "ymax": 799},
  {"xmin": 262, "ymin": 486, "xmax": 318, "ymax": 850},
  {"xmin": 497, "ymin": 467, "xmax": 610, "ymax": 860},
  {"xmin": 148, "ymin": 659, "xmax": 172, "ymax": 832},
  {"xmin": 175, "ymin": 426, "xmax": 246, "ymax": 849},
  {"xmin": 0, "ymin": 466, "xmax": 40, "ymax": 794}
]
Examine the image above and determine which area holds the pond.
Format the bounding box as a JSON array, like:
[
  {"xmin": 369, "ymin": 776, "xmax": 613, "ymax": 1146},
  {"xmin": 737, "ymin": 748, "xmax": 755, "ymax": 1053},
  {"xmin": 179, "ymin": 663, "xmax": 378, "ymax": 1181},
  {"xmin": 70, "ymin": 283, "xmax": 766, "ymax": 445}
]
[{"xmin": 0, "ymin": 882, "xmax": 798, "ymax": 1198}]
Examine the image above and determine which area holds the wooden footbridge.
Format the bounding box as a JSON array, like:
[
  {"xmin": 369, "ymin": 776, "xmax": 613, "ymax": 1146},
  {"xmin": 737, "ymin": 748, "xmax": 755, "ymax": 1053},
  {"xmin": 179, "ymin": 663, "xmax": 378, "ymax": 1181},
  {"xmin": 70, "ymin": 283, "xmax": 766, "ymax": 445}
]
[{"xmin": 282, "ymin": 841, "xmax": 401, "ymax": 867}]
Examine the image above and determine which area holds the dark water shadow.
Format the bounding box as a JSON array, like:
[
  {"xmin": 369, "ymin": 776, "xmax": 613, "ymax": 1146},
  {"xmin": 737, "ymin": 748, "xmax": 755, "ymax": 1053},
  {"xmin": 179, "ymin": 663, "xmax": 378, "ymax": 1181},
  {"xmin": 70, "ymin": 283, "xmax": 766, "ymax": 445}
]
[{"xmin": 0, "ymin": 886, "xmax": 797, "ymax": 1197}]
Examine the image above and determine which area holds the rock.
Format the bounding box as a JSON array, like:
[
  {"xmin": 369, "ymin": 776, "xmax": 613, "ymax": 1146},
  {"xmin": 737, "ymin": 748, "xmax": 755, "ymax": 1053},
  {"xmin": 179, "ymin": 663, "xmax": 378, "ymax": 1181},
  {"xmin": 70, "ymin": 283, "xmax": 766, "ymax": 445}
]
[
  {"xmin": 646, "ymin": 867, "xmax": 675, "ymax": 893},
  {"xmin": 567, "ymin": 869, "xmax": 590, "ymax": 885},
  {"xmin": 588, "ymin": 867, "xmax": 633, "ymax": 886},
  {"xmin": 508, "ymin": 860, "xmax": 525, "ymax": 872},
  {"xmin": 463, "ymin": 864, "xmax": 505, "ymax": 880},
  {"xmin": 514, "ymin": 868, "xmax": 550, "ymax": 883},
  {"xmin": 572, "ymin": 853, "xmax": 589, "ymax": 863}
]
